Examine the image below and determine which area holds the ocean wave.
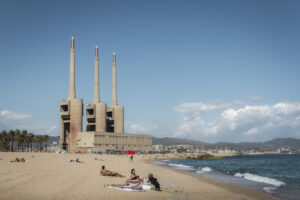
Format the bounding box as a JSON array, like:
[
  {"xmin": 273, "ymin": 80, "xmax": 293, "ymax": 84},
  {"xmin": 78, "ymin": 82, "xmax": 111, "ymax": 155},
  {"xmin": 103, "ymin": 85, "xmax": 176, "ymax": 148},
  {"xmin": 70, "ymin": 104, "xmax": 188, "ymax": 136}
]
[
  {"xmin": 235, "ymin": 173, "xmax": 285, "ymax": 187},
  {"xmin": 202, "ymin": 167, "xmax": 213, "ymax": 172},
  {"xmin": 168, "ymin": 163, "xmax": 192, "ymax": 169},
  {"xmin": 263, "ymin": 186, "xmax": 277, "ymax": 193},
  {"xmin": 161, "ymin": 159, "xmax": 170, "ymax": 162},
  {"xmin": 155, "ymin": 161, "xmax": 166, "ymax": 165},
  {"xmin": 196, "ymin": 167, "xmax": 213, "ymax": 173}
]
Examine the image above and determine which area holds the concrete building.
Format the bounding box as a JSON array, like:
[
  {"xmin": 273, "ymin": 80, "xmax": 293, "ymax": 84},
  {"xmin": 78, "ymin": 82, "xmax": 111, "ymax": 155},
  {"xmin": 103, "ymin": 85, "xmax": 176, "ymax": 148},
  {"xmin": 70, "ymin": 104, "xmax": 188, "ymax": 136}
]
[
  {"xmin": 152, "ymin": 144, "xmax": 164, "ymax": 152},
  {"xmin": 86, "ymin": 50, "xmax": 124, "ymax": 134},
  {"xmin": 59, "ymin": 38, "xmax": 152, "ymax": 153},
  {"xmin": 59, "ymin": 37, "xmax": 83, "ymax": 153},
  {"xmin": 86, "ymin": 46, "xmax": 108, "ymax": 133}
]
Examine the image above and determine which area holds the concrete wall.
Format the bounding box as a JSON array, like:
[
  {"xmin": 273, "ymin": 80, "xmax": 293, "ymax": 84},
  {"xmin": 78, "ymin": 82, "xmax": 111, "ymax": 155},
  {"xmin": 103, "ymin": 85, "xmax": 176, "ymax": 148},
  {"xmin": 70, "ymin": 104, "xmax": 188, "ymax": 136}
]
[
  {"xmin": 95, "ymin": 103, "xmax": 107, "ymax": 132},
  {"xmin": 77, "ymin": 132, "xmax": 94, "ymax": 149},
  {"xmin": 60, "ymin": 99, "xmax": 83, "ymax": 153},
  {"xmin": 77, "ymin": 132, "xmax": 152, "ymax": 152},
  {"xmin": 69, "ymin": 99, "xmax": 83, "ymax": 153},
  {"xmin": 113, "ymin": 106, "xmax": 124, "ymax": 134}
]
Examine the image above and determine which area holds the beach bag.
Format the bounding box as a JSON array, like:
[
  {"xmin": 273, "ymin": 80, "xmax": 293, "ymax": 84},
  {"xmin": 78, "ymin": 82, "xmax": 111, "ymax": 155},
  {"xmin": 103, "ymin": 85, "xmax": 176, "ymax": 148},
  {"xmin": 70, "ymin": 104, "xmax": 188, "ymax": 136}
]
[{"xmin": 142, "ymin": 182, "xmax": 151, "ymax": 190}]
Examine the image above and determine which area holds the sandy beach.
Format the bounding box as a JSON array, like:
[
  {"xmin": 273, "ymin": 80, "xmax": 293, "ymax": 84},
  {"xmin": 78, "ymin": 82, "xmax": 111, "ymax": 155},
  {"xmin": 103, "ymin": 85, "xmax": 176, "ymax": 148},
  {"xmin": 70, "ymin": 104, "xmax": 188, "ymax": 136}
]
[{"xmin": 0, "ymin": 152, "xmax": 275, "ymax": 200}]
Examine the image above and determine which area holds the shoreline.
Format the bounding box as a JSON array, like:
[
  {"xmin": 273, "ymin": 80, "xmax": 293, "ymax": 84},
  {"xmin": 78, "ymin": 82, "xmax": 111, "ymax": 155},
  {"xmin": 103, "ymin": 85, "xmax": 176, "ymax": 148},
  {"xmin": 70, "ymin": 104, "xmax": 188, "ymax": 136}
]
[
  {"xmin": 149, "ymin": 159, "xmax": 276, "ymax": 200},
  {"xmin": 0, "ymin": 152, "xmax": 276, "ymax": 200}
]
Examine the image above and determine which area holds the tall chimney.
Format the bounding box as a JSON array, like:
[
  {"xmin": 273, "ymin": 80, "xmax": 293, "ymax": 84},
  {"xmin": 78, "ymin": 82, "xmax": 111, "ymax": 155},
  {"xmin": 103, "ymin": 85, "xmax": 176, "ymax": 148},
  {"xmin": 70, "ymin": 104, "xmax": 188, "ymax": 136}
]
[
  {"xmin": 93, "ymin": 46, "xmax": 100, "ymax": 104},
  {"xmin": 68, "ymin": 37, "xmax": 76, "ymax": 100},
  {"xmin": 111, "ymin": 52, "xmax": 118, "ymax": 106}
]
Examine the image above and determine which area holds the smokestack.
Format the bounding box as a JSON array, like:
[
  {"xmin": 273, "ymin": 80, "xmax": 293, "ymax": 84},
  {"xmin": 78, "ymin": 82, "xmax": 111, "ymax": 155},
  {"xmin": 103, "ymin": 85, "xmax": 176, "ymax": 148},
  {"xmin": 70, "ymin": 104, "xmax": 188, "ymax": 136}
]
[
  {"xmin": 68, "ymin": 36, "xmax": 76, "ymax": 99},
  {"xmin": 93, "ymin": 46, "xmax": 100, "ymax": 104},
  {"xmin": 111, "ymin": 52, "xmax": 117, "ymax": 106}
]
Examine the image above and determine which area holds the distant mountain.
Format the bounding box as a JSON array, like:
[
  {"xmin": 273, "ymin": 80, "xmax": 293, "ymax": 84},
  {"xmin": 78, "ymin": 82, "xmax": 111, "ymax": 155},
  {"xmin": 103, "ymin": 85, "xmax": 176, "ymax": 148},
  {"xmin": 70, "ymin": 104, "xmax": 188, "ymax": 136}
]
[
  {"xmin": 49, "ymin": 136, "xmax": 60, "ymax": 144},
  {"xmin": 153, "ymin": 137, "xmax": 300, "ymax": 151},
  {"xmin": 51, "ymin": 135, "xmax": 300, "ymax": 151},
  {"xmin": 152, "ymin": 137, "xmax": 206, "ymax": 147}
]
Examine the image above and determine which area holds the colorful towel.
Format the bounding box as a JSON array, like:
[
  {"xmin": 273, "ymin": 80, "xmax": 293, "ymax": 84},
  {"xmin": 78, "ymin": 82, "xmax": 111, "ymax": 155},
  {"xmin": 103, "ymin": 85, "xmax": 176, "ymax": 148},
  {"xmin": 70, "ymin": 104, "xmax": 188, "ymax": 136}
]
[{"xmin": 109, "ymin": 179, "xmax": 144, "ymax": 192}]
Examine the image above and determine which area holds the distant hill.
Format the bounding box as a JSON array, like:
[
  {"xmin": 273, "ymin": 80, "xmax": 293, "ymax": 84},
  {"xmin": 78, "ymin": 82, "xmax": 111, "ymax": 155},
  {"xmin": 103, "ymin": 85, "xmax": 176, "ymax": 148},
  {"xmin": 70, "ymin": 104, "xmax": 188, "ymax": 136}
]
[
  {"xmin": 49, "ymin": 136, "xmax": 60, "ymax": 144},
  {"xmin": 152, "ymin": 137, "xmax": 206, "ymax": 147},
  {"xmin": 153, "ymin": 137, "xmax": 300, "ymax": 151}
]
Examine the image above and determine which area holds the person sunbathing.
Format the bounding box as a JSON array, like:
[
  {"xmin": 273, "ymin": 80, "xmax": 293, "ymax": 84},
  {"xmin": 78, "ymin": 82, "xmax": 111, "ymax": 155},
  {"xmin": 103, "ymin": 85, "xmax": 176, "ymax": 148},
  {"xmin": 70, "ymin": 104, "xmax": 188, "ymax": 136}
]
[
  {"xmin": 130, "ymin": 168, "xmax": 142, "ymax": 180},
  {"xmin": 100, "ymin": 165, "xmax": 124, "ymax": 177},
  {"xmin": 69, "ymin": 158, "xmax": 83, "ymax": 163},
  {"xmin": 10, "ymin": 157, "xmax": 25, "ymax": 162},
  {"xmin": 10, "ymin": 157, "xmax": 20, "ymax": 162}
]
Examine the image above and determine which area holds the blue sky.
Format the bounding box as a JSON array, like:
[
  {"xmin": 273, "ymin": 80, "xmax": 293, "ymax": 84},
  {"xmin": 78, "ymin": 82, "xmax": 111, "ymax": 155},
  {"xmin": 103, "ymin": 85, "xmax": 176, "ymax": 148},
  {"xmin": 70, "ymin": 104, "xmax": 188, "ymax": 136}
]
[{"xmin": 0, "ymin": 0, "xmax": 300, "ymax": 142}]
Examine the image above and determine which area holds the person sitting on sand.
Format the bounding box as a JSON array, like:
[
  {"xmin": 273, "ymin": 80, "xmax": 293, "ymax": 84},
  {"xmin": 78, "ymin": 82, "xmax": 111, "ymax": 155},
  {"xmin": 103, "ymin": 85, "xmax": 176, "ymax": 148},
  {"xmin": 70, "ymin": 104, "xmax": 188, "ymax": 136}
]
[
  {"xmin": 100, "ymin": 165, "xmax": 124, "ymax": 177},
  {"xmin": 148, "ymin": 173, "xmax": 161, "ymax": 191},
  {"xmin": 75, "ymin": 158, "xmax": 83, "ymax": 163},
  {"xmin": 130, "ymin": 168, "xmax": 142, "ymax": 180}
]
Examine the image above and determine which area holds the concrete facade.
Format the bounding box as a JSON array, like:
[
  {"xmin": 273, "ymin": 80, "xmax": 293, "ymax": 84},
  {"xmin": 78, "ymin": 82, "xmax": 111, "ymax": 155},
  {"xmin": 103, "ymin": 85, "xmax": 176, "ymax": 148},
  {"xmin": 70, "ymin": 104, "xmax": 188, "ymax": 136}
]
[
  {"xmin": 86, "ymin": 50, "xmax": 124, "ymax": 134},
  {"xmin": 59, "ymin": 37, "xmax": 152, "ymax": 153},
  {"xmin": 77, "ymin": 132, "xmax": 152, "ymax": 152},
  {"xmin": 59, "ymin": 37, "xmax": 83, "ymax": 153}
]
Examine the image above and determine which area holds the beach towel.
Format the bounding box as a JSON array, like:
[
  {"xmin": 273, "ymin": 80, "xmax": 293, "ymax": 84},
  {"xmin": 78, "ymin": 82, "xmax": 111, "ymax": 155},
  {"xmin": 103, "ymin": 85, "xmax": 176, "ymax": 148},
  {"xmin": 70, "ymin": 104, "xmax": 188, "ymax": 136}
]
[{"xmin": 109, "ymin": 179, "xmax": 144, "ymax": 192}]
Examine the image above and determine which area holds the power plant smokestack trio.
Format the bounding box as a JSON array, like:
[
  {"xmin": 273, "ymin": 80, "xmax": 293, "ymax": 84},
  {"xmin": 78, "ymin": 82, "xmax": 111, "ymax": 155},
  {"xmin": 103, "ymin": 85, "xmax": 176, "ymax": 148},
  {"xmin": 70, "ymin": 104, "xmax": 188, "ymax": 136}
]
[{"xmin": 59, "ymin": 37, "xmax": 151, "ymax": 153}]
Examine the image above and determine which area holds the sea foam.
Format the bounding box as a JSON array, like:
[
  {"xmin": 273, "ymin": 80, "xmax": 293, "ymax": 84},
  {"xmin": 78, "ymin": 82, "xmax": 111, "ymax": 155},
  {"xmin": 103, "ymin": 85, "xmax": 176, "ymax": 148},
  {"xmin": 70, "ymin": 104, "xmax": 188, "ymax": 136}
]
[
  {"xmin": 168, "ymin": 163, "xmax": 192, "ymax": 169},
  {"xmin": 263, "ymin": 186, "xmax": 277, "ymax": 193},
  {"xmin": 196, "ymin": 167, "xmax": 213, "ymax": 173},
  {"xmin": 235, "ymin": 173, "xmax": 285, "ymax": 187}
]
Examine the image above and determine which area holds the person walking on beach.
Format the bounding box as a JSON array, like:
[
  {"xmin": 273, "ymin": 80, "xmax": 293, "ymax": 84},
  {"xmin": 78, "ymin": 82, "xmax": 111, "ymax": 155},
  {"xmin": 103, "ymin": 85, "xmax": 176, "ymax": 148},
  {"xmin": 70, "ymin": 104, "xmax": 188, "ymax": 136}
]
[{"xmin": 130, "ymin": 155, "xmax": 133, "ymax": 163}]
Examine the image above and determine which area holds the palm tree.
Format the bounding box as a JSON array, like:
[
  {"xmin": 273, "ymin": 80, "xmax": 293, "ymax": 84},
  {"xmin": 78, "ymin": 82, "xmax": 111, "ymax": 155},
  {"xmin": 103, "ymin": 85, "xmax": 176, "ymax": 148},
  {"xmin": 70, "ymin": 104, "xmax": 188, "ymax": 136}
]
[
  {"xmin": 0, "ymin": 130, "xmax": 10, "ymax": 151},
  {"xmin": 23, "ymin": 130, "xmax": 30, "ymax": 152},
  {"xmin": 28, "ymin": 133, "xmax": 35, "ymax": 152},
  {"xmin": 8, "ymin": 130, "xmax": 15, "ymax": 152},
  {"xmin": 15, "ymin": 129, "xmax": 21, "ymax": 152},
  {"xmin": 35, "ymin": 135, "xmax": 43, "ymax": 151},
  {"xmin": 21, "ymin": 130, "xmax": 28, "ymax": 152},
  {"xmin": 43, "ymin": 135, "xmax": 50, "ymax": 152}
]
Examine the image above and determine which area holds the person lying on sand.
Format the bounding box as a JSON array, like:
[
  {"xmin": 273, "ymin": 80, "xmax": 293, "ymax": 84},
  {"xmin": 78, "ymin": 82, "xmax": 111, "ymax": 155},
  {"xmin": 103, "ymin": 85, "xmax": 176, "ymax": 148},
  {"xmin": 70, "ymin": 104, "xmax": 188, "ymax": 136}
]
[
  {"xmin": 130, "ymin": 168, "xmax": 143, "ymax": 180},
  {"xmin": 10, "ymin": 157, "xmax": 25, "ymax": 162},
  {"xmin": 69, "ymin": 158, "xmax": 83, "ymax": 163},
  {"xmin": 11, "ymin": 157, "xmax": 20, "ymax": 162},
  {"xmin": 100, "ymin": 165, "xmax": 124, "ymax": 177}
]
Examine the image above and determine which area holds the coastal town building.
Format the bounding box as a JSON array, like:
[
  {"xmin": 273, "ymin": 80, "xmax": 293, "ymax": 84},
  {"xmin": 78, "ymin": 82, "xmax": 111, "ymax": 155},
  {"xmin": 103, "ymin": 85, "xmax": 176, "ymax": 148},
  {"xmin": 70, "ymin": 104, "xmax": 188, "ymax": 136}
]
[
  {"xmin": 59, "ymin": 37, "xmax": 152, "ymax": 153},
  {"xmin": 152, "ymin": 144, "xmax": 164, "ymax": 152}
]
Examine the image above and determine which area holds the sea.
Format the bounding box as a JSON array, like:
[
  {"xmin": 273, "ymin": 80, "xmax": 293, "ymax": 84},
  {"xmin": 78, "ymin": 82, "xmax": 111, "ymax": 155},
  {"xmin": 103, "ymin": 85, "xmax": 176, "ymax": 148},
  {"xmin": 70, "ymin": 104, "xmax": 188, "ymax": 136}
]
[{"xmin": 156, "ymin": 154, "xmax": 300, "ymax": 200}]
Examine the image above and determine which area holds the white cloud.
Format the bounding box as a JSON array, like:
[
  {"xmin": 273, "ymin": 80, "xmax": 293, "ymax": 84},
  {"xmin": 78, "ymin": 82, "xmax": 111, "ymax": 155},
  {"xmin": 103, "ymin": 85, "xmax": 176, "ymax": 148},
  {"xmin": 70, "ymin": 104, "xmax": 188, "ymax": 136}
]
[
  {"xmin": 124, "ymin": 101, "xmax": 300, "ymax": 142},
  {"xmin": 174, "ymin": 100, "xmax": 243, "ymax": 114},
  {"xmin": 248, "ymin": 95, "xmax": 265, "ymax": 102},
  {"xmin": 173, "ymin": 101, "xmax": 300, "ymax": 142},
  {"xmin": 0, "ymin": 110, "xmax": 58, "ymax": 135},
  {"xmin": 125, "ymin": 121, "xmax": 171, "ymax": 138},
  {"xmin": 0, "ymin": 110, "xmax": 31, "ymax": 120}
]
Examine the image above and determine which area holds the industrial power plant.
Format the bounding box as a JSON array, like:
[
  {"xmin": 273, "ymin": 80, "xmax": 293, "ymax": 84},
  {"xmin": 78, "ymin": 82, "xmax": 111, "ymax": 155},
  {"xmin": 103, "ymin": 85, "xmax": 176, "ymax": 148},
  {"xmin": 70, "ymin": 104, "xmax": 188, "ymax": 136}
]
[{"xmin": 59, "ymin": 37, "xmax": 152, "ymax": 153}]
